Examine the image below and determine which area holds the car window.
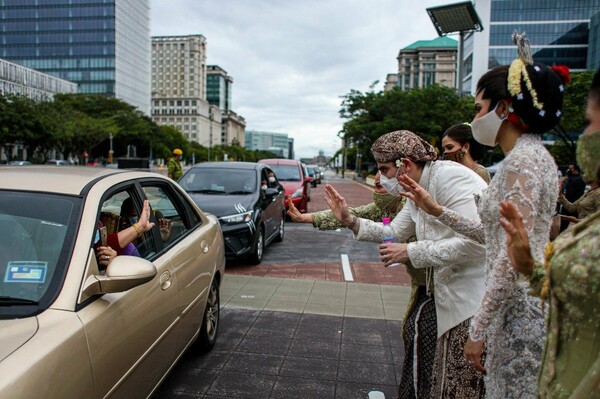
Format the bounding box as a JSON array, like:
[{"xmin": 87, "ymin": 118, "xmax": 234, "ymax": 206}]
[
  {"xmin": 142, "ymin": 185, "xmax": 188, "ymax": 246},
  {"xmin": 269, "ymin": 165, "xmax": 301, "ymax": 181},
  {"xmin": 179, "ymin": 168, "xmax": 256, "ymax": 194},
  {"xmin": 98, "ymin": 190, "xmax": 157, "ymax": 260},
  {"xmin": 0, "ymin": 191, "xmax": 80, "ymax": 308}
]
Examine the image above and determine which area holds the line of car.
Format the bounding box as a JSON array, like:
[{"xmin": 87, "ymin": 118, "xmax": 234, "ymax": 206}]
[{"xmin": 0, "ymin": 158, "xmax": 323, "ymax": 397}]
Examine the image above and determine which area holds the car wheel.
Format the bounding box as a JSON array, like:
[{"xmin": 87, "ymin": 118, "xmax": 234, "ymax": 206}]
[
  {"xmin": 248, "ymin": 227, "xmax": 264, "ymax": 264},
  {"xmin": 196, "ymin": 279, "xmax": 219, "ymax": 353},
  {"xmin": 274, "ymin": 215, "xmax": 285, "ymax": 242}
]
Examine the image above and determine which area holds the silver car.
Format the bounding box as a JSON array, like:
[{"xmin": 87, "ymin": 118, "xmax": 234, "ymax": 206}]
[{"xmin": 0, "ymin": 167, "xmax": 225, "ymax": 398}]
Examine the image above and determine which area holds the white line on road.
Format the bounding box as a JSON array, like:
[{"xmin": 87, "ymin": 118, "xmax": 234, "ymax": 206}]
[{"xmin": 341, "ymin": 254, "xmax": 354, "ymax": 281}]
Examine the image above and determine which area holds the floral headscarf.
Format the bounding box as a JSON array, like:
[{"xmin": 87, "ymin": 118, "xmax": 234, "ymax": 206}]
[{"xmin": 371, "ymin": 130, "xmax": 437, "ymax": 163}]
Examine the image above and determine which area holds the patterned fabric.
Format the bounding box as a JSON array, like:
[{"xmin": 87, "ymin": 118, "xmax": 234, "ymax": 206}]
[
  {"xmin": 436, "ymin": 134, "xmax": 557, "ymax": 399},
  {"xmin": 472, "ymin": 164, "xmax": 491, "ymax": 184},
  {"xmin": 430, "ymin": 319, "xmax": 486, "ymax": 399},
  {"xmin": 534, "ymin": 210, "xmax": 600, "ymax": 398},
  {"xmin": 371, "ymin": 130, "xmax": 437, "ymax": 163},
  {"xmin": 167, "ymin": 158, "xmax": 183, "ymax": 180},
  {"xmin": 558, "ymin": 187, "xmax": 600, "ymax": 220},
  {"xmin": 311, "ymin": 194, "xmax": 404, "ymax": 231},
  {"xmin": 397, "ymin": 287, "xmax": 437, "ymax": 399}
]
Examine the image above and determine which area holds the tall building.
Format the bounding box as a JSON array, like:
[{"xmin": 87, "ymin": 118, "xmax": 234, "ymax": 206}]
[
  {"xmin": 206, "ymin": 65, "xmax": 246, "ymax": 147},
  {"xmin": 151, "ymin": 35, "xmax": 215, "ymax": 145},
  {"xmin": 396, "ymin": 37, "xmax": 457, "ymax": 91},
  {"xmin": 0, "ymin": 0, "xmax": 151, "ymax": 114},
  {"xmin": 245, "ymin": 130, "xmax": 290, "ymax": 158},
  {"xmin": 463, "ymin": 0, "xmax": 600, "ymax": 94},
  {"xmin": 206, "ymin": 65, "xmax": 232, "ymax": 111},
  {"xmin": 588, "ymin": 11, "xmax": 600, "ymax": 70}
]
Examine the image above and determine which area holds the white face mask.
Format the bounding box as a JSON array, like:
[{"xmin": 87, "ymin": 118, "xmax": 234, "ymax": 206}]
[
  {"xmin": 268, "ymin": 177, "xmax": 276, "ymax": 183},
  {"xmin": 261, "ymin": 184, "xmax": 268, "ymax": 191},
  {"xmin": 379, "ymin": 170, "xmax": 405, "ymax": 197},
  {"xmin": 471, "ymin": 104, "xmax": 506, "ymax": 147}
]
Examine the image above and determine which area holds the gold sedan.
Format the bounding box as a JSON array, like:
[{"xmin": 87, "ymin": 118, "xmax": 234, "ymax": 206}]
[{"xmin": 0, "ymin": 167, "xmax": 225, "ymax": 398}]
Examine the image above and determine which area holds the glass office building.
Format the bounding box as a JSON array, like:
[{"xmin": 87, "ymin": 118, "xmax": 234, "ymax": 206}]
[
  {"xmin": 206, "ymin": 65, "xmax": 232, "ymax": 112},
  {"xmin": 464, "ymin": 0, "xmax": 600, "ymax": 93},
  {"xmin": 0, "ymin": 0, "xmax": 150, "ymax": 114}
]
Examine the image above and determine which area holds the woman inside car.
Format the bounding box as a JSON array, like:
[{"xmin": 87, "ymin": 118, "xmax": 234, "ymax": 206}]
[{"xmin": 94, "ymin": 199, "xmax": 155, "ymax": 269}]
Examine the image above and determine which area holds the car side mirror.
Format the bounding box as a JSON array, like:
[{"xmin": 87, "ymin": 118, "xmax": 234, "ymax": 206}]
[
  {"xmin": 305, "ymin": 176, "xmax": 313, "ymax": 183},
  {"xmin": 82, "ymin": 256, "xmax": 157, "ymax": 297}
]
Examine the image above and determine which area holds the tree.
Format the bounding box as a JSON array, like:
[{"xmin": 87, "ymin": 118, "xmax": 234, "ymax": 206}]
[
  {"xmin": 552, "ymin": 70, "xmax": 594, "ymax": 161},
  {"xmin": 339, "ymin": 84, "xmax": 474, "ymax": 172}
]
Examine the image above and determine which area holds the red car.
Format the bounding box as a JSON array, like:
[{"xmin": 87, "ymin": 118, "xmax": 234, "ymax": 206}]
[{"xmin": 259, "ymin": 159, "xmax": 312, "ymax": 213}]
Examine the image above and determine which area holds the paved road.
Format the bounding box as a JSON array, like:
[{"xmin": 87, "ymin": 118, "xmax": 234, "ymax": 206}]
[{"xmin": 154, "ymin": 171, "xmax": 411, "ymax": 399}]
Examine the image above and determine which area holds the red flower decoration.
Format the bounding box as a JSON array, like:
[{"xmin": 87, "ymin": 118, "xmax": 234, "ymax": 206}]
[{"xmin": 551, "ymin": 65, "xmax": 571, "ymax": 85}]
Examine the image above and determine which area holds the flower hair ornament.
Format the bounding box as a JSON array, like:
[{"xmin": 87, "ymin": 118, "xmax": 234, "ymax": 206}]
[
  {"xmin": 508, "ymin": 32, "xmax": 544, "ymax": 110},
  {"xmin": 395, "ymin": 158, "xmax": 404, "ymax": 168}
]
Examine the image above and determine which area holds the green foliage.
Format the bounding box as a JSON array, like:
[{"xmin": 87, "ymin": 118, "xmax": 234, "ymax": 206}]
[
  {"xmin": 0, "ymin": 93, "xmax": 265, "ymax": 164},
  {"xmin": 551, "ymin": 70, "xmax": 594, "ymax": 160},
  {"xmin": 339, "ymin": 84, "xmax": 474, "ymax": 169}
]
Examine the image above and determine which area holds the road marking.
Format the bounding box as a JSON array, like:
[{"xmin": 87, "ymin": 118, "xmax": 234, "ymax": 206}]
[{"xmin": 341, "ymin": 254, "xmax": 354, "ymax": 281}]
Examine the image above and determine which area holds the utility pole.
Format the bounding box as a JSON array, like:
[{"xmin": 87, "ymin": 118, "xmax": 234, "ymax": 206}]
[{"xmin": 342, "ymin": 137, "xmax": 347, "ymax": 179}]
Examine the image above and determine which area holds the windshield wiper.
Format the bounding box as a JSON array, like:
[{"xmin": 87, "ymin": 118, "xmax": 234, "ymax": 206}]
[
  {"xmin": 0, "ymin": 296, "xmax": 39, "ymax": 306},
  {"xmin": 227, "ymin": 190, "xmax": 253, "ymax": 195},
  {"xmin": 187, "ymin": 189, "xmax": 224, "ymax": 194}
]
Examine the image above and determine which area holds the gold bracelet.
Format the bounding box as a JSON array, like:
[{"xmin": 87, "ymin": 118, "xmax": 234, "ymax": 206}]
[{"xmin": 132, "ymin": 223, "xmax": 143, "ymax": 237}]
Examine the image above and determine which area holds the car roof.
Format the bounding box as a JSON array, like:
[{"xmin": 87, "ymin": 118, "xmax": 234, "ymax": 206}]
[
  {"xmin": 0, "ymin": 166, "xmax": 139, "ymax": 195},
  {"xmin": 259, "ymin": 159, "xmax": 300, "ymax": 166},
  {"xmin": 190, "ymin": 161, "xmax": 264, "ymax": 170}
]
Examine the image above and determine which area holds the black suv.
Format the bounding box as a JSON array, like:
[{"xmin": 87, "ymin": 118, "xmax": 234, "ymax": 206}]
[{"xmin": 179, "ymin": 162, "xmax": 286, "ymax": 264}]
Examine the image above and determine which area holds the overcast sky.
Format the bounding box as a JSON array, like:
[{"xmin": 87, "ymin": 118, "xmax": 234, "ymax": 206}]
[{"xmin": 150, "ymin": 0, "xmax": 455, "ymax": 159}]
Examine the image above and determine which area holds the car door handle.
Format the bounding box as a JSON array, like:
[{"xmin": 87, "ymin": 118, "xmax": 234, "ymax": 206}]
[
  {"xmin": 200, "ymin": 240, "xmax": 209, "ymax": 254},
  {"xmin": 159, "ymin": 271, "xmax": 172, "ymax": 290}
]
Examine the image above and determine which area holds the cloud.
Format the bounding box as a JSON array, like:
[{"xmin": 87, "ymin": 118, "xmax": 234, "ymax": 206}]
[{"xmin": 151, "ymin": 0, "xmax": 453, "ymax": 159}]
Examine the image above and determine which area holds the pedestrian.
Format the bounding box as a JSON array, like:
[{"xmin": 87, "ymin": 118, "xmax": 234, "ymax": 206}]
[
  {"xmin": 168, "ymin": 148, "xmax": 183, "ymax": 181},
  {"xmin": 442, "ymin": 123, "xmax": 491, "ymax": 183},
  {"xmin": 324, "ymin": 130, "xmax": 487, "ymax": 399},
  {"xmin": 396, "ymin": 33, "xmax": 569, "ymax": 399},
  {"xmin": 557, "ymin": 162, "xmax": 600, "ymax": 227},
  {"xmin": 288, "ymin": 172, "xmax": 435, "ymax": 364}
]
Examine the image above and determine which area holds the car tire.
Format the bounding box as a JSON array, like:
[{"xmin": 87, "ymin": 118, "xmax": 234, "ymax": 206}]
[
  {"xmin": 248, "ymin": 227, "xmax": 264, "ymax": 264},
  {"xmin": 196, "ymin": 279, "xmax": 219, "ymax": 353},
  {"xmin": 274, "ymin": 215, "xmax": 285, "ymax": 242}
]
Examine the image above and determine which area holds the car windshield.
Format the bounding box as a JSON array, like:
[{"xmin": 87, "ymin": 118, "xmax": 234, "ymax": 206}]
[
  {"xmin": 179, "ymin": 168, "xmax": 257, "ymax": 194},
  {"xmin": 0, "ymin": 191, "xmax": 80, "ymax": 318},
  {"xmin": 269, "ymin": 165, "xmax": 301, "ymax": 181}
]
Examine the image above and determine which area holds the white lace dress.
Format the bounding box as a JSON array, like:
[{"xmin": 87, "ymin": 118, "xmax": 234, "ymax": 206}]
[{"xmin": 436, "ymin": 135, "xmax": 557, "ymax": 399}]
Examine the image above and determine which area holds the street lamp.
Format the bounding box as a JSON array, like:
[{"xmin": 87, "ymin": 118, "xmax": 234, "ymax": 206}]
[{"xmin": 426, "ymin": 1, "xmax": 483, "ymax": 95}]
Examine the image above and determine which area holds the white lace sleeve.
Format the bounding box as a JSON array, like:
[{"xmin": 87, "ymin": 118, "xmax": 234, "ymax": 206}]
[
  {"xmin": 437, "ymin": 207, "xmax": 485, "ymax": 244},
  {"xmin": 469, "ymin": 153, "xmax": 553, "ymax": 342},
  {"xmin": 355, "ymin": 205, "xmax": 415, "ymax": 243},
  {"xmin": 407, "ymin": 236, "xmax": 484, "ymax": 269}
]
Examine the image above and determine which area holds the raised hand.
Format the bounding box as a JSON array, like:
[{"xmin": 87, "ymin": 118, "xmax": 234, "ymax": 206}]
[
  {"xmin": 324, "ymin": 184, "xmax": 352, "ymax": 226},
  {"xmin": 397, "ymin": 174, "xmax": 443, "ymax": 216},
  {"xmin": 287, "ymin": 198, "xmax": 309, "ymax": 223},
  {"xmin": 499, "ymin": 200, "xmax": 534, "ymax": 276},
  {"xmin": 138, "ymin": 200, "xmax": 156, "ymax": 233}
]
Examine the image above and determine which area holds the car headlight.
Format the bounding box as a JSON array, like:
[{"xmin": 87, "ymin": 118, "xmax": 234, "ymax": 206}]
[
  {"xmin": 291, "ymin": 188, "xmax": 304, "ymax": 198},
  {"xmin": 220, "ymin": 210, "xmax": 253, "ymax": 224}
]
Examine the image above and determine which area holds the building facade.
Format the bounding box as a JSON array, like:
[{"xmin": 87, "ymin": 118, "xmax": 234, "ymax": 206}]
[
  {"xmin": 206, "ymin": 65, "xmax": 232, "ymax": 112},
  {"xmin": 0, "ymin": 58, "xmax": 77, "ymax": 100},
  {"xmin": 245, "ymin": 130, "xmax": 290, "ymax": 158},
  {"xmin": 463, "ymin": 0, "xmax": 600, "ymax": 94},
  {"xmin": 396, "ymin": 36, "xmax": 457, "ymax": 91},
  {"xmin": 151, "ymin": 35, "xmax": 215, "ymax": 145},
  {"xmin": 0, "ymin": 0, "xmax": 151, "ymax": 113}
]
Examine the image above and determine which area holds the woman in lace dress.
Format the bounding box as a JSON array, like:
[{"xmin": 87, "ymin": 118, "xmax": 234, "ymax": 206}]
[{"xmin": 397, "ymin": 38, "xmax": 570, "ymax": 398}]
